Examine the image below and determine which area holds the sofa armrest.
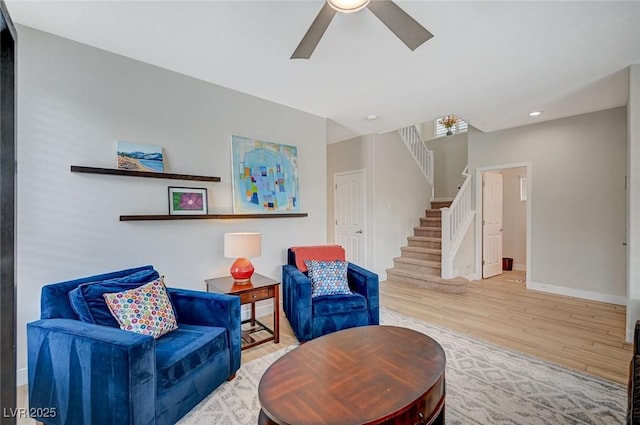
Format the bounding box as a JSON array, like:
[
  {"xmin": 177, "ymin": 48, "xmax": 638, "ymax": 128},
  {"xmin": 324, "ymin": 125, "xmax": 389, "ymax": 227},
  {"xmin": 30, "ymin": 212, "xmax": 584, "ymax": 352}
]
[
  {"xmin": 282, "ymin": 265, "xmax": 313, "ymax": 342},
  {"xmin": 168, "ymin": 288, "xmax": 241, "ymax": 373},
  {"xmin": 27, "ymin": 318, "xmax": 155, "ymax": 425},
  {"xmin": 347, "ymin": 263, "xmax": 380, "ymax": 325}
]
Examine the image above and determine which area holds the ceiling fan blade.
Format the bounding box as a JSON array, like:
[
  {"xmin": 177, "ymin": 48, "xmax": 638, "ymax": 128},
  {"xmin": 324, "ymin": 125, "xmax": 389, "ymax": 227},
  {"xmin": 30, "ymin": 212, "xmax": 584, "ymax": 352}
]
[
  {"xmin": 366, "ymin": 0, "xmax": 433, "ymax": 51},
  {"xmin": 291, "ymin": 2, "xmax": 337, "ymax": 59}
]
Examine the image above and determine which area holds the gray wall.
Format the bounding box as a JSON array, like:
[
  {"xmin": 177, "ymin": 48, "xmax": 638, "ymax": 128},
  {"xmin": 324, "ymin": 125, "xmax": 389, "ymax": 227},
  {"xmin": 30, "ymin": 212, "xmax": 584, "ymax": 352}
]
[
  {"xmin": 327, "ymin": 134, "xmax": 375, "ymax": 269},
  {"xmin": 469, "ymin": 107, "xmax": 627, "ymax": 301},
  {"xmin": 426, "ymin": 133, "xmax": 468, "ymax": 199},
  {"xmin": 327, "ymin": 131, "xmax": 430, "ymax": 278},
  {"xmin": 501, "ymin": 167, "xmax": 527, "ymax": 269},
  {"xmin": 373, "ymin": 131, "xmax": 431, "ymax": 279},
  {"xmin": 16, "ymin": 26, "xmax": 327, "ymax": 383}
]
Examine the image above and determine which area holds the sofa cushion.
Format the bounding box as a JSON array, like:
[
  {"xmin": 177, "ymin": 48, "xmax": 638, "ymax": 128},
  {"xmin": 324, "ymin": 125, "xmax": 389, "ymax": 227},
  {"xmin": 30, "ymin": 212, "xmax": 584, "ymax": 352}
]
[
  {"xmin": 103, "ymin": 278, "xmax": 178, "ymax": 338},
  {"xmin": 155, "ymin": 324, "xmax": 228, "ymax": 391},
  {"xmin": 305, "ymin": 260, "xmax": 352, "ymax": 298},
  {"xmin": 312, "ymin": 293, "xmax": 367, "ymax": 317},
  {"xmin": 68, "ymin": 268, "xmax": 160, "ymax": 327}
]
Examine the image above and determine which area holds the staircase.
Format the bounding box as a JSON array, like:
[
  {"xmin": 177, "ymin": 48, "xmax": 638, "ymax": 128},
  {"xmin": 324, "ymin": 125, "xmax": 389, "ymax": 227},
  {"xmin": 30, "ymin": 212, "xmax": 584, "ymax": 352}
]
[{"xmin": 386, "ymin": 200, "xmax": 469, "ymax": 294}]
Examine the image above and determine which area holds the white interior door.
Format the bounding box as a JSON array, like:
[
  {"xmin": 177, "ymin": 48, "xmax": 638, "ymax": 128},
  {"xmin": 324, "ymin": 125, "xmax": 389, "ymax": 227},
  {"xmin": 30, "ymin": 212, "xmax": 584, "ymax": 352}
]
[
  {"xmin": 334, "ymin": 171, "xmax": 366, "ymax": 266},
  {"xmin": 483, "ymin": 171, "xmax": 503, "ymax": 278}
]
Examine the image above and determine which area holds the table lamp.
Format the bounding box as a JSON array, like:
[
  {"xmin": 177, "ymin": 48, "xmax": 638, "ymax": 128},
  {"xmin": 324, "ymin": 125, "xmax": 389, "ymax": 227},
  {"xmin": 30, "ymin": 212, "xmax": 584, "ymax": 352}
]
[{"xmin": 224, "ymin": 232, "xmax": 262, "ymax": 283}]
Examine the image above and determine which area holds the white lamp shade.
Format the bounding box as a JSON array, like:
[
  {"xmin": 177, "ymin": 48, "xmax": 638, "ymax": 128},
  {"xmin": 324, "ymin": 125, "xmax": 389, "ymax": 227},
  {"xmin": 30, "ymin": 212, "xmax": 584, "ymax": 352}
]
[{"xmin": 224, "ymin": 232, "xmax": 262, "ymax": 258}]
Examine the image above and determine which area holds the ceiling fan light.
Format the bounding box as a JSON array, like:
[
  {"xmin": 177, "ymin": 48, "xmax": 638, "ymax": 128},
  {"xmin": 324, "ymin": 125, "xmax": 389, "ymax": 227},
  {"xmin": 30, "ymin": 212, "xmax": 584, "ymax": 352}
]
[{"xmin": 327, "ymin": 0, "xmax": 371, "ymax": 13}]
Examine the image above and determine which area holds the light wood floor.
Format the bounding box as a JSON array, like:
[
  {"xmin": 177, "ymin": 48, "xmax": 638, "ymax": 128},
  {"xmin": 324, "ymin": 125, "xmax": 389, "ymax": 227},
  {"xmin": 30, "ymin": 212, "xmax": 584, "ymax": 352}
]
[
  {"xmin": 246, "ymin": 270, "xmax": 632, "ymax": 385},
  {"xmin": 18, "ymin": 270, "xmax": 632, "ymax": 421}
]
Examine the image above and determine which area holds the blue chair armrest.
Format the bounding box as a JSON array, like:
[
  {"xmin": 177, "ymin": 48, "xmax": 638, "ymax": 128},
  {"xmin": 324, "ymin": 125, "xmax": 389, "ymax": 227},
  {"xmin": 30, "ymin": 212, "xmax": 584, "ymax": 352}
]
[
  {"xmin": 282, "ymin": 264, "xmax": 313, "ymax": 342},
  {"xmin": 27, "ymin": 318, "xmax": 155, "ymax": 425},
  {"xmin": 347, "ymin": 263, "xmax": 380, "ymax": 325},
  {"xmin": 168, "ymin": 288, "xmax": 241, "ymax": 374}
]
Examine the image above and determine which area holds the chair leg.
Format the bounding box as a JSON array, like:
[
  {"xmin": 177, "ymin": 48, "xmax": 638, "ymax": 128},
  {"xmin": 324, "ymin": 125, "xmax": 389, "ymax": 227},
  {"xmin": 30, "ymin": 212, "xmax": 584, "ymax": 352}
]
[{"xmin": 227, "ymin": 373, "xmax": 236, "ymax": 381}]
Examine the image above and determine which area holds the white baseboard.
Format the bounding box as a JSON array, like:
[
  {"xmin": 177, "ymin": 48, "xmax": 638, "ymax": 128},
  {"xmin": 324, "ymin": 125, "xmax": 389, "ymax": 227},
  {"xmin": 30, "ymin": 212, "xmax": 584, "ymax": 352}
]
[
  {"xmin": 513, "ymin": 263, "xmax": 526, "ymax": 271},
  {"xmin": 465, "ymin": 273, "xmax": 481, "ymax": 281},
  {"xmin": 528, "ymin": 281, "xmax": 626, "ymax": 306}
]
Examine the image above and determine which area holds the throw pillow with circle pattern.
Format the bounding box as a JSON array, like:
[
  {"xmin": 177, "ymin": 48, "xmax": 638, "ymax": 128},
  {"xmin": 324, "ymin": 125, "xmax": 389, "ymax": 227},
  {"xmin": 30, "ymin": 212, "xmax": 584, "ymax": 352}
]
[
  {"xmin": 304, "ymin": 259, "xmax": 352, "ymax": 298},
  {"xmin": 103, "ymin": 277, "xmax": 178, "ymax": 338}
]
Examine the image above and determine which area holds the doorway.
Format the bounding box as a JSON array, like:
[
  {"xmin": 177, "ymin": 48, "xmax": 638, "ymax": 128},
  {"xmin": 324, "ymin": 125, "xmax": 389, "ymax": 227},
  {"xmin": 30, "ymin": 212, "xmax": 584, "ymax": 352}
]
[
  {"xmin": 476, "ymin": 163, "xmax": 531, "ymax": 283},
  {"xmin": 334, "ymin": 170, "xmax": 367, "ymax": 266}
]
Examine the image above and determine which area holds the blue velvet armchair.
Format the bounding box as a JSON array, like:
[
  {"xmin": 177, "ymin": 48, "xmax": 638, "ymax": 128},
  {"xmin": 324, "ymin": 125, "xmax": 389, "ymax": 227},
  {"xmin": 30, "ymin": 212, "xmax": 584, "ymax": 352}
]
[
  {"xmin": 27, "ymin": 265, "xmax": 241, "ymax": 425},
  {"xmin": 282, "ymin": 246, "xmax": 379, "ymax": 342}
]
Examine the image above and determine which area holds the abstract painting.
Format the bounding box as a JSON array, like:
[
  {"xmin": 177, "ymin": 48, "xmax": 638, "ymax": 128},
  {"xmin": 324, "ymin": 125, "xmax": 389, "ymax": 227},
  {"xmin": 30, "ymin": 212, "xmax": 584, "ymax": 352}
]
[
  {"xmin": 231, "ymin": 135, "xmax": 299, "ymax": 213},
  {"xmin": 116, "ymin": 141, "xmax": 164, "ymax": 172}
]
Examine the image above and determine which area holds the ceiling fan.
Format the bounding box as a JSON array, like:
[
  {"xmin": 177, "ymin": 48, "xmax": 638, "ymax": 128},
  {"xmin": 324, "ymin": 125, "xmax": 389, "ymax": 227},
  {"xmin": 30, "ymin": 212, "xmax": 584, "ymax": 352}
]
[{"xmin": 291, "ymin": 0, "xmax": 433, "ymax": 59}]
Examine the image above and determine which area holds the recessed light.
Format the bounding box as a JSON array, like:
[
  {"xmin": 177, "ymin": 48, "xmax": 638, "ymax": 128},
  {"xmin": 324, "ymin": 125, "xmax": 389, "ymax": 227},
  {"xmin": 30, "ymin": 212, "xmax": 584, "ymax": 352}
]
[
  {"xmin": 366, "ymin": 115, "xmax": 379, "ymax": 121},
  {"xmin": 528, "ymin": 111, "xmax": 543, "ymax": 117}
]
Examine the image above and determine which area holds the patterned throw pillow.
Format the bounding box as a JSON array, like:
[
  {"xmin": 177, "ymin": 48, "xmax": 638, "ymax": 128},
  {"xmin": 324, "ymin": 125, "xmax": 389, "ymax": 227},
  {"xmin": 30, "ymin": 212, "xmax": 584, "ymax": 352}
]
[
  {"xmin": 304, "ymin": 260, "xmax": 352, "ymax": 298},
  {"xmin": 103, "ymin": 277, "xmax": 178, "ymax": 338}
]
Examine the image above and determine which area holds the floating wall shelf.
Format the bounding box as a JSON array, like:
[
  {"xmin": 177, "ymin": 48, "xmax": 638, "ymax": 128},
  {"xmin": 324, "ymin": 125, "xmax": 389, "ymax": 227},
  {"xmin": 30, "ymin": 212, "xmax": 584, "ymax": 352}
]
[
  {"xmin": 70, "ymin": 165, "xmax": 306, "ymax": 221},
  {"xmin": 70, "ymin": 165, "xmax": 221, "ymax": 182},
  {"xmin": 120, "ymin": 213, "xmax": 309, "ymax": 221}
]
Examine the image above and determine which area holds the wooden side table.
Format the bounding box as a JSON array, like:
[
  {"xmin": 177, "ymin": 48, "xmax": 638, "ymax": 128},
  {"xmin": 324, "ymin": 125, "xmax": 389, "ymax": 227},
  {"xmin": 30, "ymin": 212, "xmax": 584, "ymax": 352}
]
[{"xmin": 206, "ymin": 273, "xmax": 280, "ymax": 350}]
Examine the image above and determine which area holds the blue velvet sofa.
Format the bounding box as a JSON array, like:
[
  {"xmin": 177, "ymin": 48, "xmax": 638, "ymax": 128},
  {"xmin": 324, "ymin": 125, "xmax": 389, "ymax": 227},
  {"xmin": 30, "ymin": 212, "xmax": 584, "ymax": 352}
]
[
  {"xmin": 282, "ymin": 246, "xmax": 379, "ymax": 342},
  {"xmin": 27, "ymin": 265, "xmax": 241, "ymax": 425}
]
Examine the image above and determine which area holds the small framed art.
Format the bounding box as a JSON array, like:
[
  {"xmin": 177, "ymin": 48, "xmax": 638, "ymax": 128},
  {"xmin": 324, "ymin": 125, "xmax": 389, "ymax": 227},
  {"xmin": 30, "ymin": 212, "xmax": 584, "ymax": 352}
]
[
  {"xmin": 116, "ymin": 141, "xmax": 164, "ymax": 172},
  {"xmin": 168, "ymin": 187, "xmax": 208, "ymax": 215}
]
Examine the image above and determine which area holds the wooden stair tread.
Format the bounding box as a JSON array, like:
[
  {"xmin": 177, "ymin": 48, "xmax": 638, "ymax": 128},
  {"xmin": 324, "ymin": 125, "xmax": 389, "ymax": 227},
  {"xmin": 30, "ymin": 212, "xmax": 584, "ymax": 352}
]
[
  {"xmin": 408, "ymin": 236, "xmax": 441, "ymax": 242},
  {"xmin": 401, "ymin": 246, "xmax": 442, "ymax": 255},
  {"xmin": 386, "ymin": 268, "xmax": 468, "ymax": 286},
  {"xmin": 414, "ymin": 226, "xmax": 441, "ymax": 231},
  {"xmin": 393, "ymin": 257, "xmax": 441, "ymax": 268},
  {"xmin": 420, "ymin": 217, "xmax": 442, "ymax": 224}
]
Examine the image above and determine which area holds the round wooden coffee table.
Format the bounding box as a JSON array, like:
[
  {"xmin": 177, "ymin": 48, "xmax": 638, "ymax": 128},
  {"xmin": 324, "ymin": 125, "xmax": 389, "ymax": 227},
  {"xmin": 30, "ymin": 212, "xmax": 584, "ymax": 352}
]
[{"xmin": 258, "ymin": 325, "xmax": 446, "ymax": 425}]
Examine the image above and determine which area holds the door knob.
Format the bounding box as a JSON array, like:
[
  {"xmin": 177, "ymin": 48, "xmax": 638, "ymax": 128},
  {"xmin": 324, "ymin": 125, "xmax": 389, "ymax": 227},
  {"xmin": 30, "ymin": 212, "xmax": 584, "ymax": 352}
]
[{"xmin": 355, "ymin": 230, "xmax": 363, "ymax": 234}]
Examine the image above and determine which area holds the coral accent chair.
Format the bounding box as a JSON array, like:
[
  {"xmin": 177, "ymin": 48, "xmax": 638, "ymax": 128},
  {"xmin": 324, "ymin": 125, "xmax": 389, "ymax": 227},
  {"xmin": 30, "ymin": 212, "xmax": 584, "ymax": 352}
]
[
  {"xmin": 27, "ymin": 265, "xmax": 241, "ymax": 425},
  {"xmin": 283, "ymin": 245, "xmax": 379, "ymax": 342}
]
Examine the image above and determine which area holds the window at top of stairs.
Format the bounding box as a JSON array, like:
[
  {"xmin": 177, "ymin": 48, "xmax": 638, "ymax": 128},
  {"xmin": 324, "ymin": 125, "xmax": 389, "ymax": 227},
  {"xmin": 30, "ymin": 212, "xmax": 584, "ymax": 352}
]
[{"xmin": 435, "ymin": 117, "xmax": 468, "ymax": 138}]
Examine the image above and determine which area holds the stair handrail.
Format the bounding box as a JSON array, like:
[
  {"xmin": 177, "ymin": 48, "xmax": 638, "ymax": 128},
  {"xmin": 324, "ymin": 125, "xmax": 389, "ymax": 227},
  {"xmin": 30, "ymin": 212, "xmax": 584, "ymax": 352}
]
[
  {"xmin": 440, "ymin": 165, "xmax": 474, "ymax": 279},
  {"xmin": 397, "ymin": 125, "xmax": 434, "ymax": 200}
]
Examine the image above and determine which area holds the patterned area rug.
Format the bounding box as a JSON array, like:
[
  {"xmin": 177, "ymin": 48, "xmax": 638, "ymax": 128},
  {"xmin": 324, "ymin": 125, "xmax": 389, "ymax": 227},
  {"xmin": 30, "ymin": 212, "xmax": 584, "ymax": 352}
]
[{"xmin": 178, "ymin": 307, "xmax": 626, "ymax": 425}]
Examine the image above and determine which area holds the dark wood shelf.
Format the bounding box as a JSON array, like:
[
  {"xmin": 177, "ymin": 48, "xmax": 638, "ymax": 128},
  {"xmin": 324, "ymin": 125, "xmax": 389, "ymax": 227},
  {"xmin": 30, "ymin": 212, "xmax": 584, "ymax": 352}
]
[
  {"xmin": 70, "ymin": 165, "xmax": 221, "ymax": 182},
  {"xmin": 120, "ymin": 213, "xmax": 308, "ymax": 221}
]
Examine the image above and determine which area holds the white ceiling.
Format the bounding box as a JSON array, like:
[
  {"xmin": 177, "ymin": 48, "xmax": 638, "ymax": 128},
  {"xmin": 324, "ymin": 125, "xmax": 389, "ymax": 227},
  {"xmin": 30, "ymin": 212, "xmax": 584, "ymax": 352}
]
[{"xmin": 6, "ymin": 1, "xmax": 640, "ymax": 143}]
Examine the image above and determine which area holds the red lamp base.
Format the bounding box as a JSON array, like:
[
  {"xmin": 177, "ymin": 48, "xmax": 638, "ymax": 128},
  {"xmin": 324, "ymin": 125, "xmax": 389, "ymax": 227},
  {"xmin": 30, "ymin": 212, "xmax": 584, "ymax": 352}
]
[{"xmin": 230, "ymin": 257, "xmax": 254, "ymax": 283}]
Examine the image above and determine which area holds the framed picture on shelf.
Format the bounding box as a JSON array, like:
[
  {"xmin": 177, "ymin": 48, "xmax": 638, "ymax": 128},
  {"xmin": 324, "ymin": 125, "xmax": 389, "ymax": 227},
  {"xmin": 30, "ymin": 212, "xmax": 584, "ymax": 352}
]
[
  {"xmin": 168, "ymin": 187, "xmax": 208, "ymax": 215},
  {"xmin": 116, "ymin": 141, "xmax": 164, "ymax": 172}
]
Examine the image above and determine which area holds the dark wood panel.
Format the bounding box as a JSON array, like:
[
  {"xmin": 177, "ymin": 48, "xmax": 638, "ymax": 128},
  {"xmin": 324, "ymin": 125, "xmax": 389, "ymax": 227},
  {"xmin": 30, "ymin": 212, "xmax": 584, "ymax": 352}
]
[
  {"xmin": 0, "ymin": 2, "xmax": 17, "ymax": 423},
  {"xmin": 119, "ymin": 213, "xmax": 308, "ymax": 221},
  {"xmin": 70, "ymin": 165, "xmax": 221, "ymax": 182}
]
